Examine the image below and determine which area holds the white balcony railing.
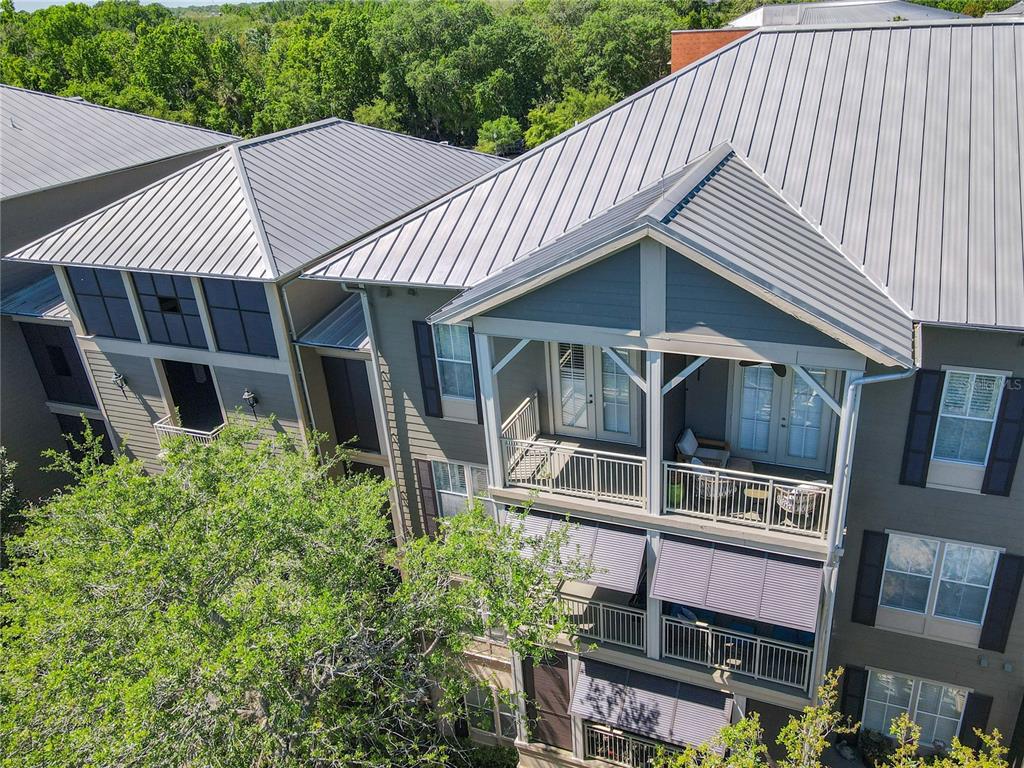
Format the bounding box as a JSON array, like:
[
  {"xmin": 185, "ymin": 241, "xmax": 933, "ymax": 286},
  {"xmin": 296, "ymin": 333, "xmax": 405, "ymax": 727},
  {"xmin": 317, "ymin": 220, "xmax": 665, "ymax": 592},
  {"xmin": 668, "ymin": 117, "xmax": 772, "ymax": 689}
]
[
  {"xmin": 502, "ymin": 391, "xmax": 541, "ymax": 444},
  {"xmin": 661, "ymin": 616, "xmax": 812, "ymax": 692},
  {"xmin": 562, "ymin": 597, "xmax": 647, "ymax": 652},
  {"xmin": 154, "ymin": 416, "xmax": 224, "ymax": 448},
  {"xmin": 663, "ymin": 461, "xmax": 831, "ymax": 538},
  {"xmin": 584, "ymin": 723, "xmax": 672, "ymax": 768}
]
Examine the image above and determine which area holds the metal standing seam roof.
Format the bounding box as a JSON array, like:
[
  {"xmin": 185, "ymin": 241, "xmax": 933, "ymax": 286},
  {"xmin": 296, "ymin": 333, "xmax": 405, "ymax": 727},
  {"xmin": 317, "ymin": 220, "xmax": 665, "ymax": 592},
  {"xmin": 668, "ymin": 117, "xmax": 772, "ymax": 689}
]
[
  {"xmin": 0, "ymin": 273, "xmax": 69, "ymax": 321},
  {"xmin": 988, "ymin": 1, "xmax": 1024, "ymax": 15},
  {"xmin": 570, "ymin": 659, "xmax": 734, "ymax": 749},
  {"xmin": 3, "ymin": 118, "xmax": 506, "ymax": 281},
  {"xmin": 0, "ymin": 85, "xmax": 233, "ymax": 200},
  {"xmin": 728, "ymin": 0, "xmax": 966, "ymax": 29},
  {"xmin": 295, "ymin": 293, "xmax": 369, "ymax": 350},
  {"xmin": 308, "ymin": 20, "xmax": 1024, "ymax": 334}
]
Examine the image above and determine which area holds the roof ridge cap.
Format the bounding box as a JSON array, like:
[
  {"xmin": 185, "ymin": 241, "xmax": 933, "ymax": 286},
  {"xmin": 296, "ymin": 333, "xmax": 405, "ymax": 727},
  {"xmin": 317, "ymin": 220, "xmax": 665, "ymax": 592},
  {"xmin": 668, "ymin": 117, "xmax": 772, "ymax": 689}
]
[{"xmin": 230, "ymin": 144, "xmax": 278, "ymax": 279}]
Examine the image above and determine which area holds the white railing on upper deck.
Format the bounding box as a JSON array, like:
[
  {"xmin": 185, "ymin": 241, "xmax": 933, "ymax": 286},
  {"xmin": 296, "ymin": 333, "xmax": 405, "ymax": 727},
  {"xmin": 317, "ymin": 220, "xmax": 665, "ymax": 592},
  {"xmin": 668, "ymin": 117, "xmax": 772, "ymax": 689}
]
[
  {"xmin": 661, "ymin": 616, "xmax": 812, "ymax": 692},
  {"xmin": 502, "ymin": 439, "xmax": 647, "ymax": 507},
  {"xmin": 501, "ymin": 391, "xmax": 541, "ymax": 444},
  {"xmin": 153, "ymin": 415, "xmax": 224, "ymax": 448},
  {"xmin": 562, "ymin": 596, "xmax": 647, "ymax": 652},
  {"xmin": 584, "ymin": 722, "xmax": 672, "ymax": 768},
  {"xmin": 663, "ymin": 461, "xmax": 831, "ymax": 538}
]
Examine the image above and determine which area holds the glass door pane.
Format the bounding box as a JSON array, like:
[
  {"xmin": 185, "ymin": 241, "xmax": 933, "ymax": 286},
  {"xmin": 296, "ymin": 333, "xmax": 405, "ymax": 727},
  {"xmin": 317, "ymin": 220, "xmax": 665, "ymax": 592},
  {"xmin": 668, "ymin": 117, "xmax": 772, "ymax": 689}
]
[
  {"xmin": 787, "ymin": 369, "xmax": 826, "ymax": 460},
  {"xmin": 600, "ymin": 349, "xmax": 631, "ymax": 435},
  {"xmin": 739, "ymin": 365, "xmax": 774, "ymax": 453},
  {"xmin": 557, "ymin": 343, "xmax": 590, "ymax": 430}
]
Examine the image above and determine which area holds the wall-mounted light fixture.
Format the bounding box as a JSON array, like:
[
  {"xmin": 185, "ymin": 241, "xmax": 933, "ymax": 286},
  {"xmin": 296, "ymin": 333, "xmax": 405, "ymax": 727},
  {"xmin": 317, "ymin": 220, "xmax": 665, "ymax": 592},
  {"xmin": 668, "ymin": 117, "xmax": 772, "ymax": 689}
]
[
  {"xmin": 112, "ymin": 371, "xmax": 127, "ymax": 395},
  {"xmin": 242, "ymin": 388, "xmax": 259, "ymax": 416}
]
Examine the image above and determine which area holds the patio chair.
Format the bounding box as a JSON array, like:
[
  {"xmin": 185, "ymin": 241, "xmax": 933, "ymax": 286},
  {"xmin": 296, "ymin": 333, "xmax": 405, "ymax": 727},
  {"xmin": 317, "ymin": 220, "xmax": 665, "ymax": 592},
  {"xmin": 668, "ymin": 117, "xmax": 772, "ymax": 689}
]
[
  {"xmin": 675, "ymin": 427, "xmax": 731, "ymax": 466},
  {"xmin": 690, "ymin": 457, "xmax": 737, "ymax": 502},
  {"xmin": 776, "ymin": 484, "xmax": 826, "ymax": 526}
]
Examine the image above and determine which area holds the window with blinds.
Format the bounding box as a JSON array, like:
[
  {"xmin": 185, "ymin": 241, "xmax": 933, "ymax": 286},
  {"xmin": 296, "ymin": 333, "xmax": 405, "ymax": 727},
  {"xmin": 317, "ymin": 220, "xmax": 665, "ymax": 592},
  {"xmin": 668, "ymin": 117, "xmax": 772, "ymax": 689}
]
[{"xmin": 933, "ymin": 371, "xmax": 1006, "ymax": 465}]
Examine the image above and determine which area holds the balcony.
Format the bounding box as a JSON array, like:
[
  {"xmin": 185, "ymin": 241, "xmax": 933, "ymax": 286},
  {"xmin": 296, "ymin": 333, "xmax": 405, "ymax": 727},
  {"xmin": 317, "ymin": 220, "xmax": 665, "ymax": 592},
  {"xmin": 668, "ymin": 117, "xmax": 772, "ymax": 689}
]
[
  {"xmin": 583, "ymin": 722, "xmax": 672, "ymax": 768},
  {"xmin": 153, "ymin": 415, "xmax": 224, "ymax": 448},
  {"xmin": 663, "ymin": 461, "xmax": 831, "ymax": 538},
  {"xmin": 501, "ymin": 393, "xmax": 647, "ymax": 508},
  {"xmin": 661, "ymin": 616, "xmax": 812, "ymax": 693},
  {"xmin": 562, "ymin": 596, "xmax": 647, "ymax": 653}
]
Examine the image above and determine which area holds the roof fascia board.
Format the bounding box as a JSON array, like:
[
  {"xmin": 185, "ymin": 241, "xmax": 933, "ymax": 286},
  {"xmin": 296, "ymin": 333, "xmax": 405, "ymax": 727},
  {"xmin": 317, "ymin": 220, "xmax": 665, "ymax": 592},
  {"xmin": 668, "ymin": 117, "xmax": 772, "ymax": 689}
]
[{"xmin": 229, "ymin": 144, "xmax": 278, "ymax": 280}]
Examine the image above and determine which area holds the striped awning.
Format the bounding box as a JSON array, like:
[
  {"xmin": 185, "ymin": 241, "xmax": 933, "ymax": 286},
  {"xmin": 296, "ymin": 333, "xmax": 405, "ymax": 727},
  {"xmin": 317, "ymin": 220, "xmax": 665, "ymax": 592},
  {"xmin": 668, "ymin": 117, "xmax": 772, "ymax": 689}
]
[
  {"xmin": 509, "ymin": 511, "xmax": 646, "ymax": 593},
  {"xmin": 650, "ymin": 536, "xmax": 823, "ymax": 633},
  {"xmin": 571, "ymin": 659, "xmax": 733, "ymax": 749}
]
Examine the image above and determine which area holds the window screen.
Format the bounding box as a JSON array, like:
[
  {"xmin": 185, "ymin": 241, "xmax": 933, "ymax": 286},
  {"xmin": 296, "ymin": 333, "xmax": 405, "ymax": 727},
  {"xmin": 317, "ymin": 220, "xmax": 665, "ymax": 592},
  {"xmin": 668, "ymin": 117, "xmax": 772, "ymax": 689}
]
[
  {"xmin": 67, "ymin": 267, "xmax": 139, "ymax": 340},
  {"xmin": 200, "ymin": 278, "xmax": 277, "ymax": 357},
  {"xmin": 20, "ymin": 322, "xmax": 96, "ymax": 406},
  {"xmin": 132, "ymin": 273, "xmax": 207, "ymax": 348}
]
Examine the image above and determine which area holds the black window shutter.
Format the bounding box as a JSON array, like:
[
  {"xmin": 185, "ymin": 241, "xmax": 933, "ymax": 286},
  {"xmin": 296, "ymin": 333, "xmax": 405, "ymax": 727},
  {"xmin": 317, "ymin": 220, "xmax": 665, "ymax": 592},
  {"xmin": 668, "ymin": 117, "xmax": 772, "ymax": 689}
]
[
  {"xmin": 468, "ymin": 327, "xmax": 483, "ymax": 425},
  {"xmin": 414, "ymin": 458, "xmax": 439, "ymax": 538},
  {"xmin": 840, "ymin": 665, "xmax": 869, "ymax": 742},
  {"xmin": 412, "ymin": 321, "xmax": 443, "ymax": 418},
  {"xmin": 852, "ymin": 531, "xmax": 889, "ymax": 626},
  {"xmin": 980, "ymin": 553, "xmax": 1024, "ymax": 653},
  {"xmin": 900, "ymin": 370, "xmax": 945, "ymax": 487},
  {"xmin": 983, "ymin": 378, "xmax": 1024, "ymax": 496},
  {"xmin": 959, "ymin": 693, "xmax": 994, "ymax": 749}
]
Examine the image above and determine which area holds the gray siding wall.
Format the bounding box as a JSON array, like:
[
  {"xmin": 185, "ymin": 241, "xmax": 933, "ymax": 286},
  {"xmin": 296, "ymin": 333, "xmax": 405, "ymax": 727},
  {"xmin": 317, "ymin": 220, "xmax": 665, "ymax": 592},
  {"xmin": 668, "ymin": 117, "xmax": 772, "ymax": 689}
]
[
  {"xmin": 678, "ymin": 357, "xmax": 730, "ymax": 444},
  {"xmin": 495, "ymin": 337, "xmax": 551, "ymax": 434},
  {"xmin": 486, "ymin": 245, "xmax": 641, "ymax": 330},
  {"xmin": 0, "ymin": 317, "xmax": 73, "ymax": 498},
  {"xmin": 367, "ymin": 285, "xmax": 486, "ymax": 537},
  {"xmin": 665, "ymin": 249, "xmax": 842, "ymax": 348},
  {"xmin": 831, "ymin": 326, "xmax": 1024, "ymax": 735},
  {"xmin": 285, "ymin": 279, "xmax": 353, "ymax": 337},
  {"xmin": 86, "ymin": 350, "xmax": 166, "ymax": 473},
  {"xmin": 212, "ymin": 366, "xmax": 300, "ymax": 438},
  {"xmin": 1, "ymin": 150, "xmax": 219, "ymax": 255}
]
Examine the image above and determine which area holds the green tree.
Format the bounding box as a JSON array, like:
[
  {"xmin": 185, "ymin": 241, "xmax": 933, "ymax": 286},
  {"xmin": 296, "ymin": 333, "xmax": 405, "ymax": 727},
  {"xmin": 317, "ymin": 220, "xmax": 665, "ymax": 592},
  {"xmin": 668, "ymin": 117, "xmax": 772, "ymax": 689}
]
[
  {"xmin": 354, "ymin": 97, "xmax": 405, "ymax": 132},
  {"xmin": 524, "ymin": 85, "xmax": 615, "ymax": 148},
  {"xmin": 0, "ymin": 421, "xmax": 588, "ymax": 767},
  {"xmin": 475, "ymin": 115, "xmax": 523, "ymax": 155}
]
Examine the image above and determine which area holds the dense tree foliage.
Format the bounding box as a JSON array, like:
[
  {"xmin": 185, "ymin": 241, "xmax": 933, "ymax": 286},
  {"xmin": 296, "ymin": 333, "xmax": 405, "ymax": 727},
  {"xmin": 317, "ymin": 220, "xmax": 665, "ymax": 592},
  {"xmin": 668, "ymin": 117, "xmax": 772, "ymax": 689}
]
[{"xmin": 0, "ymin": 422, "xmax": 588, "ymax": 767}]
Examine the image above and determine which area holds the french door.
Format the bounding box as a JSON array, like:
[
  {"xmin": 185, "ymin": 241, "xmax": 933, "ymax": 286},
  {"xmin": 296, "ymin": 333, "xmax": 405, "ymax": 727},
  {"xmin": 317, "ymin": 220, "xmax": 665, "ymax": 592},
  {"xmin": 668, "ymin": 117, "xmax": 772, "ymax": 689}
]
[
  {"xmin": 730, "ymin": 362, "xmax": 838, "ymax": 470},
  {"xmin": 548, "ymin": 343, "xmax": 640, "ymax": 445}
]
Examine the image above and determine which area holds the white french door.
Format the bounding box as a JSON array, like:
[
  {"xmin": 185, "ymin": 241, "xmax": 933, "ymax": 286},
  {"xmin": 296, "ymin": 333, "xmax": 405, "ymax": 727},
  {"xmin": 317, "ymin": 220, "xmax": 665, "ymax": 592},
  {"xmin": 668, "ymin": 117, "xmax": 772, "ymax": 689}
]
[
  {"xmin": 548, "ymin": 343, "xmax": 640, "ymax": 445},
  {"xmin": 730, "ymin": 362, "xmax": 837, "ymax": 470}
]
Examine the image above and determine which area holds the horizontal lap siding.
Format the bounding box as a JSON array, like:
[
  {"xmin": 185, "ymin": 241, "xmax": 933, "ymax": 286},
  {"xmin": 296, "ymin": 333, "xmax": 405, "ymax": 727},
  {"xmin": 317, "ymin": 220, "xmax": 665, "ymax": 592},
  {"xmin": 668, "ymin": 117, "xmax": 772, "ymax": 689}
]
[
  {"xmin": 210, "ymin": 367, "xmax": 300, "ymax": 438},
  {"xmin": 367, "ymin": 285, "xmax": 487, "ymax": 538}
]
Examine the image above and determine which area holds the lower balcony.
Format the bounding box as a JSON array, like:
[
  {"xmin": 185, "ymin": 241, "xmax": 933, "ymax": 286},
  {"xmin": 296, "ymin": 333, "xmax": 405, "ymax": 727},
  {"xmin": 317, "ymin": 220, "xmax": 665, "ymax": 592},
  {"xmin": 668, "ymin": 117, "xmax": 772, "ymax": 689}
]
[
  {"xmin": 583, "ymin": 722, "xmax": 671, "ymax": 768},
  {"xmin": 153, "ymin": 415, "xmax": 224, "ymax": 448},
  {"xmin": 562, "ymin": 596, "xmax": 647, "ymax": 653}
]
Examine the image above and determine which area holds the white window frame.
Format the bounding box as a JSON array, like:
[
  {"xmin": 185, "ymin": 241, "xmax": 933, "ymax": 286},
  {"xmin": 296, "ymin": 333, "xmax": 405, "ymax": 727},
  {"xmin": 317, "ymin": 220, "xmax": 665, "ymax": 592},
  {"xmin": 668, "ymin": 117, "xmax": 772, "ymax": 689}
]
[
  {"xmin": 433, "ymin": 323, "xmax": 476, "ymax": 400},
  {"xmin": 876, "ymin": 536, "xmax": 1003, "ymax": 630},
  {"xmin": 465, "ymin": 685, "xmax": 517, "ymax": 741},
  {"xmin": 931, "ymin": 368, "xmax": 1007, "ymax": 467},
  {"xmin": 863, "ymin": 668, "xmax": 969, "ymax": 748},
  {"xmin": 430, "ymin": 459, "xmax": 496, "ymax": 520}
]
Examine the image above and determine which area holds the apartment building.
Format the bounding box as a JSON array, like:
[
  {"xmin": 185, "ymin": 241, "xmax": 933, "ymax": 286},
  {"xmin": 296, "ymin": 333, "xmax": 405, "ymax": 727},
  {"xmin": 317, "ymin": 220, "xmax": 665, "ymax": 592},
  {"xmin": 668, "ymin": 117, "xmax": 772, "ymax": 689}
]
[
  {"xmin": 1, "ymin": 118, "xmax": 503, "ymax": 498},
  {"xmin": 3, "ymin": 16, "xmax": 1022, "ymax": 768},
  {"xmin": 298, "ymin": 18, "xmax": 1024, "ymax": 767},
  {"xmin": 0, "ymin": 85, "xmax": 233, "ymax": 498}
]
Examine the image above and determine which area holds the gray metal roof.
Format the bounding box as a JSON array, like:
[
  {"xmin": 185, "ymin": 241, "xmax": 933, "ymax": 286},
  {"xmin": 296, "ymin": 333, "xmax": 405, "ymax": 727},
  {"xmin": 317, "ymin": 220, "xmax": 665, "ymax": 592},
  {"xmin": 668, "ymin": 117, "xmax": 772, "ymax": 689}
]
[
  {"xmin": 309, "ymin": 20, "xmax": 1024, "ymax": 334},
  {"xmin": 0, "ymin": 273, "xmax": 69, "ymax": 321},
  {"xmin": 3, "ymin": 118, "xmax": 505, "ymax": 281},
  {"xmin": 728, "ymin": 0, "xmax": 966, "ymax": 28},
  {"xmin": 0, "ymin": 85, "xmax": 232, "ymax": 200},
  {"xmin": 988, "ymin": 1, "xmax": 1024, "ymax": 15},
  {"xmin": 570, "ymin": 660, "xmax": 733, "ymax": 749},
  {"xmin": 295, "ymin": 293, "xmax": 369, "ymax": 350}
]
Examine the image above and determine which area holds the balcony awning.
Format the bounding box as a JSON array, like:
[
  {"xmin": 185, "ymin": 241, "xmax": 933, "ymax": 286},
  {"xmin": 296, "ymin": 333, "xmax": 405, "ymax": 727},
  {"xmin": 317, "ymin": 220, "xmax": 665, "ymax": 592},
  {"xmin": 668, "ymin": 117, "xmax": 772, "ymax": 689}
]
[
  {"xmin": 509, "ymin": 511, "xmax": 646, "ymax": 593},
  {"xmin": 294, "ymin": 293, "xmax": 369, "ymax": 350},
  {"xmin": 650, "ymin": 536, "xmax": 822, "ymax": 633},
  {"xmin": 571, "ymin": 659, "xmax": 733, "ymax": 750}
]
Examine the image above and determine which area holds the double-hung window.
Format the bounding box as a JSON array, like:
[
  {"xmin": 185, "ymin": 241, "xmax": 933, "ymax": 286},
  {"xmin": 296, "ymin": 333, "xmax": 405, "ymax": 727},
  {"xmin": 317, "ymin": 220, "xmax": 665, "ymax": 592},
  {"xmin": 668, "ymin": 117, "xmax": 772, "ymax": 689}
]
[
  {"xmin": 465, "ymin": 685, "xmax": 517, "ymax": 740},
  {"xmin": 932, "ymin": 370, "xmax": 1005, "ymax": 466},
  {"xmin": 862, "ymin": 669, "xmax": 967, "ymax": 748},
  {"xmin": 433, "ymin": 324, "xmax": 475, "ymax": 400},
  {"xmin": 431, "ymin": 461, "xmax": 495, "ymax": 519},
  {"xmin": 67, "ymin": 267, "xmax": 139, "ymax": 340},
  {"xmin": 878, "ymin": 533, "xmax": 999, "ymax": 641}
]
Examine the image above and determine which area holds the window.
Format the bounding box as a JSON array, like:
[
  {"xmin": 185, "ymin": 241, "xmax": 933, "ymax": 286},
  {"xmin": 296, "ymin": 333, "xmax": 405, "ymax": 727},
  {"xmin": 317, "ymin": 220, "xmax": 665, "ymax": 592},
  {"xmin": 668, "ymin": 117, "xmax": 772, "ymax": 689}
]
[
  {"xmin": 433, "ymin": 324, "xmax": 475, "ymax": 400},
  {"xmin": 601, "ymin": 349, "xmax": 631, "ymax": 434},
  {"xmin": 132, "ymin": 273, "xmax": 207, "ymax": 348},
  {"xmin": 201, "ymin": 278, "xmax": 277, "ymax": 357},
  {"xmin": 67, "ymin": 267, "xmax": 139, "ymax": 340},
  {"xmin": 863, "ymin": 670, "xmax": 966, "ymax": 748},
  {"xmin": 55, "ymin": 414, "xmax": 113, "ymax": 465},
  {"xmin": 933, "ymin": 371, "xmax": 1005, "ymax": 465},
  {"xmin": 880, "ymin": 534, "xmax": 998, "ymax": 625},
  {"xmin": 19, "ymin": 323, "xmax": 96, "ymax": 407},
  {"xmin": 431, "ymin": 460, "xmax": 494, "ymax": 519},
  {"xmin": 465, "ymin": 686, "xmax": 517, "ymax": 740}
]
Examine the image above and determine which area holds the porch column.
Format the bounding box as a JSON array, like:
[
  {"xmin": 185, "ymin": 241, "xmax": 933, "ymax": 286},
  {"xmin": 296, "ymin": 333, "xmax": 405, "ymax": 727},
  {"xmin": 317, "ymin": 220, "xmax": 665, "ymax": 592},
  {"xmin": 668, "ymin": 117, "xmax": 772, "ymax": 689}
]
[
  {"xmin": 510, "ymin": 650, "xmax": 531, "ymax": 746},
  {"xmin": 645, "ymin": 351, "xmax": 664, "ymax": 515},
  {"xmin": 474, "ymin": 331, "xmax": 504, "ymax": 489},
  {"xmin": 645, "ymin": 531, "xmax": 661, "ymax": 660}
]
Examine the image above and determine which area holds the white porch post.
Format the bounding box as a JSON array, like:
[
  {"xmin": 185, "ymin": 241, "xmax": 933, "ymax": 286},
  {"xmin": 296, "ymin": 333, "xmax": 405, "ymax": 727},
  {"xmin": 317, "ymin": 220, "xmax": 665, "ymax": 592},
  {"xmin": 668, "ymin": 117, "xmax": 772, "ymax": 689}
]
[
  {"xmin": 475, "ymin": 331, "xmax": 504, "ymax": 489},
  {"xmin": 646, "ymin": 351, "xmax": 664, "ymax": 515},
  {"xmin": 510, "ymin": 650, "xmax": 531, "ymax": 745},
  {"xmin": 646, "ymin": 530, "xmax": 661, "ymax": 659}
]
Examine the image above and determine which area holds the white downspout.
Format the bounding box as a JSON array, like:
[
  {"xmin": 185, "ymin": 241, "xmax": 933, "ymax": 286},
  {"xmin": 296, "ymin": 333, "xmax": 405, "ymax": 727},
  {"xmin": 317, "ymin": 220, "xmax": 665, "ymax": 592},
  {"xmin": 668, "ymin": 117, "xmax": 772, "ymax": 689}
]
[{"xmin": 814, "ymin": 367, "xmax": 917, "ymax": 700}]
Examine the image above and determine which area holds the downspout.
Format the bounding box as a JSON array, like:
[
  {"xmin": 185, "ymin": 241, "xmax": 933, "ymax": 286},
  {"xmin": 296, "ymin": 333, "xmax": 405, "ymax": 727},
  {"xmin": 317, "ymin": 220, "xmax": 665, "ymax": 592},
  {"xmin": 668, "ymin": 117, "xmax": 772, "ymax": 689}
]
[{"xmin": 814, "ymin": 367, "xmax": 917, "ymax": 700}]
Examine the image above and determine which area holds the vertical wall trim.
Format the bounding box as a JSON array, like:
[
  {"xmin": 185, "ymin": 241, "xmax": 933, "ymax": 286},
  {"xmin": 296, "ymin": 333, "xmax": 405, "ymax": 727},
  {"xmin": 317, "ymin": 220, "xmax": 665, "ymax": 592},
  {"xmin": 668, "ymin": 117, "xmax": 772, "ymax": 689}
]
[
  {"xmin": 475, "ymin": 331, "xmax": 504, "ymax": 490},
  {"xmin": 639, "ymin": 238, "xmax": 666, "ymax": 336},
  {"xmin": 268, "ymin": 283, "xmax": 312, "ymax": 438},
  {"xmin": 510, "ymin": 650, "xmax": 530, "ymax": 746},
  {"xmin": 191, "ymin": 277, "xmax": 218, "ymax": 352},
  {"xmin": 120, "ymin": 271, "xmax": 149, "ymax": 344},
  {"xmin": 646, "ymin": 531, "xmax": 662, "ymax": 659},
  {"xmin": 53, "ymin": 265, "xmax": 87, "ymax": 337},
  {"xmin": 646, "ymin": 350, "xmax": 663, "ymax": 516}
]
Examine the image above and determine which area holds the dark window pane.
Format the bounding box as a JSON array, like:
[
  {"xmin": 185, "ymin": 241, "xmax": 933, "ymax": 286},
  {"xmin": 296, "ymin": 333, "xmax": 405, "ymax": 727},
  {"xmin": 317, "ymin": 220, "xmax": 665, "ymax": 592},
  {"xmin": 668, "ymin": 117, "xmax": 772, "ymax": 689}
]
[
  {"xmin": 77, "ymin": 296, "xmax": 114, "ymax": 337},
  {"xmin": 235, "ymin": 281, "xmax": 269, "ymax": 312},
  {"xmin": 153, "ymin": 274, "xmax": 175, "ymax": 296},
  {"xmin": 55, "ymin": 414, "xmax": 113, "ymax": 464},
  {"xmin": 132, "ymin": 272, "xmax": 155, "ymax": 295},
  {"xmin": 163, "ymin": 313, "xmax": 188, "ymax": 346},
  {"xmin": 144, "ymin": 312, "xmax": 169, "ymax": 344},
  {"xmin": 209, "ymin": 306, "xmax": 246, "ymax": 352},
  {"xmin": 241, "ymin": 311, "xmax": 277, "ymax": 356},
  {"xmin": 96, "ymin": 269, "xmax": 127, "ymax": 297},
  {"xmin": 173, "ymin": 276, "xmax": 195, "ymax": 298},
  {"xmin": 179, "ymin": 298, "xmax": 198, "ymax": 315},
  {"xmin": 139, "ymin": 294, "xmax": 160, "ymax": 311},
  {"xmin": 201, "ymin": 278, "xmax": 237, "ymax": 309},
  {"xmin": 46, "ymin": 344, "xmax": 72, "ymax": 377},
  {"xmin": 159, "ymin": 296, "xmax": 182, "ymax": 314},
  {"xmin": 68, "ymin": 266, "xmax": 99, "ymax": 294},
  {"xmin": 184, "ymin": 316, "xmax": 207, "ymax": 348},
  {"xmin": 19, "ymin": 324, "xmax": 96, "ymax": 406},
  {"xmin": 106, "ymin": 298, "xmax": 140, "ymax": 340}
]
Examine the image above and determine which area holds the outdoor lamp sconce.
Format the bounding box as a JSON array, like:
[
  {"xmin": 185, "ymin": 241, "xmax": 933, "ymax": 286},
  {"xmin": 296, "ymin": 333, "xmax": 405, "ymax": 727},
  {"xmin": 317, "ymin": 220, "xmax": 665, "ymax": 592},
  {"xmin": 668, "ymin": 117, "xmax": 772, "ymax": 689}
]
[
  {"xmin": 112, "ymin": 371, "xmax": 127, "ymax": 395},
  {"xmin": 242, "ymin": 388, "xmax": 259, "ymax": 416}
]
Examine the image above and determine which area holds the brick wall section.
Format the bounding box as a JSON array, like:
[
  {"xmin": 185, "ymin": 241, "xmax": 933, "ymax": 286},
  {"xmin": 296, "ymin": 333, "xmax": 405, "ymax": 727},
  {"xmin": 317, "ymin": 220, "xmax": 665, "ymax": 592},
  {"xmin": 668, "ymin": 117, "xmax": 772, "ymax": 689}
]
[{"xmin": 671, "ymin": 29, "xmax": 750, "ymax": 72}]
